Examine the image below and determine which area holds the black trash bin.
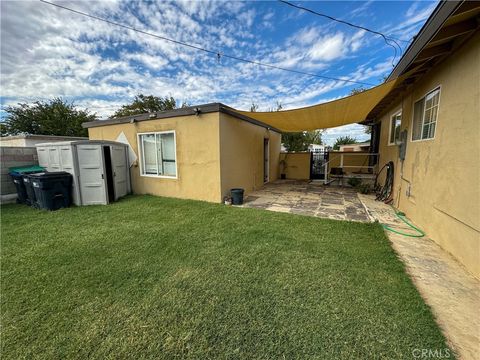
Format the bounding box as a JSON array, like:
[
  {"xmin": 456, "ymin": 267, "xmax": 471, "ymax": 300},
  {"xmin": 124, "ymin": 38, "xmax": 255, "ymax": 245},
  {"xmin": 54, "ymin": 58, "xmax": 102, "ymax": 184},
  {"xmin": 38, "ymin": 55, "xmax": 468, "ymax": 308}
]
[
  {"xmin": 9, "ymin": 165, "xmax": 45, "ymax": 205},
  {"xmin": 231, "ymin": 188, "xmax": 244, "ymax": 205},
  {"xmin": 29, "ymin": 172, "xmax": 73, "ymax": 211},
  {"xmin": 23, "ymin": 176, "xmax": 38, "ymax": 207}
]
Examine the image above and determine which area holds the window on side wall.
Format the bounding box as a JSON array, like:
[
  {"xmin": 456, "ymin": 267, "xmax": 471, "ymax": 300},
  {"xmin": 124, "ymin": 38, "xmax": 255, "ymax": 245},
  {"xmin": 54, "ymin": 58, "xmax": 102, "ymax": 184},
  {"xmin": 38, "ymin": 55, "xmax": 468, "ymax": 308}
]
[
  {"xmin": 412, "ymin": 87, "xmax": 440, "ymax": 141},
  {"xmin": 389, "ymin": 111, "xmax": 402, "ymax": 145},
  {"xmin": 138, "ymin": 131, "xmax": 177, "ymax": 178}
]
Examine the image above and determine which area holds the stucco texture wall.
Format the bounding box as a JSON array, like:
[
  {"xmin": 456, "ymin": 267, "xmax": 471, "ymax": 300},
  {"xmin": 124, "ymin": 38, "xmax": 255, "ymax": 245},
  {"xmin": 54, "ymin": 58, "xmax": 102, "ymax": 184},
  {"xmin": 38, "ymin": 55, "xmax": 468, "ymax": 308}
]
[
  {"xmin": 88, "ymin": 113, "xmax": 223, "ymax": 203},
  {"xmin": 377, "ymin": 33, "xmax": 480, "ymax": 278},
  {"xmin": 279, "ymin": 152, "xmax": 310, "ymax": 180},
  {"xmin": 219, "ymin": 113, "xmax": 281, "ymax": 199}
]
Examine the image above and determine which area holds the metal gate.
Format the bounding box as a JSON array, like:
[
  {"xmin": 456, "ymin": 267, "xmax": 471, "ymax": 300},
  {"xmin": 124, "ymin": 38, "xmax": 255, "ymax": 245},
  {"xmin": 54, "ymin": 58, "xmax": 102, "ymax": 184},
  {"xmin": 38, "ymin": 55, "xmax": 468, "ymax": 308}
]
[{"xmin": 310, "ymin": 150, "xmax": 328, "ymax": 180}]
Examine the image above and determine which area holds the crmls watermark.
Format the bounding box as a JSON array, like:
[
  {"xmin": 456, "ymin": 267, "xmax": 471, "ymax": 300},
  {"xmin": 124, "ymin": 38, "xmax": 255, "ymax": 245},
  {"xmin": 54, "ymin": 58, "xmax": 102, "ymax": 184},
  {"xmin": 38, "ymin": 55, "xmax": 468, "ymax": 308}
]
[{"xmin": 412, "ymin": 348, "xmax": 452, "ymax": 359}]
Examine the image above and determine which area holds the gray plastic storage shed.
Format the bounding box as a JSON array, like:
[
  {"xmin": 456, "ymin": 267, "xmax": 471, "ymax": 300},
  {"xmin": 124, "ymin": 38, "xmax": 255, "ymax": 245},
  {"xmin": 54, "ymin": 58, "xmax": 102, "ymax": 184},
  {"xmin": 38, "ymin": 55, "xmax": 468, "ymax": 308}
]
[{"xmin": 36, "ymin": 140, "xmax": 131, "ymax": 205}]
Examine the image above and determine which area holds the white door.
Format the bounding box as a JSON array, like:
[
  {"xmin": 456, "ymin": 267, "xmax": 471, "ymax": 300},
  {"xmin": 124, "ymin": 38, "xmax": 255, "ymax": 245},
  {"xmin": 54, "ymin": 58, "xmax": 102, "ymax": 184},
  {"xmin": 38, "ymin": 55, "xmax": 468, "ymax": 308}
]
[
  {"xmin": 110, "ymin": 145, "xmax": 128, "ymax": 200},
  {"xmin": 37, "ymin": 147, "xmax": 49, "ymax": 168},
  {"xmin": 59, "ymin": 146, "xmax": 80, "ymax": 206},
  {"xmin": 59, "ymin": 146, "xmax": 74, "ymax": 173},
  {"xmin": 264, "ymin": 138, "xmax": 269, "ymax": 183},
  {"xmin": 76, "ymin": 144, "xmax": 107, "ymax": 205},
  {"xmin": 48, "ymin": 146, "xmax": 61, "ymax": 171}
]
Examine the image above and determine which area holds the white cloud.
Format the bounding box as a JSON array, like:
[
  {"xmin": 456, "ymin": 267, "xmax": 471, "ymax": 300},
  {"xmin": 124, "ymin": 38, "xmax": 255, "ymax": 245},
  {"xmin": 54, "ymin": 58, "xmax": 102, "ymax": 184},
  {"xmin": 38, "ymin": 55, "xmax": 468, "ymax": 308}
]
[
  {"xmin": 0, "ymin": 0, "xmax": 405, "ymax": 129},
  {"xmin": 124, "ymin": 53, "xmax": 169, "ymax": 71},
  {"xmin": 292, "ymin": 26, "xmax": 320, "ymax": 45},
  {"xmin": 309, "ymin": 33, "xmax": 349, "ymax": 62},
  {"xmin": 237, "ymin": 8, "xmax": 256, "ymax": 28},
  {"xmin": 384, "ymin": 1, "xmax": 437, "ymax": 41},
  {"xmin": 347, "ymin": 0, "xmax": 374, "ymax": 19},
  {"xmin": 323, "ymin": 124, "xmax": 370, "ymax": 146}
]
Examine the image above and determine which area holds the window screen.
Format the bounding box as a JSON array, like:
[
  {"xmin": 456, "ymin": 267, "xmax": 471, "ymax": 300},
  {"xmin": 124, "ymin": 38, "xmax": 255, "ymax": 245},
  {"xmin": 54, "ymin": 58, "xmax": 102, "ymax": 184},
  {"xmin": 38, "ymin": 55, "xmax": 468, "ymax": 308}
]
[
  {"xmin": 422, "ymin": 89, "xmax": 440, "ymax": 140},
  {"xmin": 389, "ymin": 112, "xmax": 402, "ymax": 145},
  {"xmin": 412, "ymin": 98, "xmax": 424, "ymax": 141},
  {"xmin": 142, "ymin": 134, "xmax": 157, "ymax": 175},
  {"xmin": 412, "ymin": 88, "xmax": 440, "ymax": 141},
  {"xmin": 139, "ymin": 132, "xmax": 176, "ymax": 177}
]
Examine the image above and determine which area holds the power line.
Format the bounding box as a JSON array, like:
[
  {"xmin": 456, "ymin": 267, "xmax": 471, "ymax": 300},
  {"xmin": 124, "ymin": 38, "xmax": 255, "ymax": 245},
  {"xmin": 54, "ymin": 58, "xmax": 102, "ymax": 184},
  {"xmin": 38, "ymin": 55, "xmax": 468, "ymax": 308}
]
[
  {"xmin": 278, "ymin": 0, "xmax": 405, "ymax": 65},
  {"xmin": 39, "ymin": 0, "xmax": 375, "ymax": 87},
  {"xmin": 279, "ymin": 0, "xmax": 408, "ymax": 43}
]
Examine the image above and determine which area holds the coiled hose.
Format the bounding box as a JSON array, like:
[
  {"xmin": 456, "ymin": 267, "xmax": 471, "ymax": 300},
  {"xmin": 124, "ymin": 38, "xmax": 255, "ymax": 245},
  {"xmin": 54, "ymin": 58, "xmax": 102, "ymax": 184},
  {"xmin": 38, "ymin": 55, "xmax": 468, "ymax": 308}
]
[
  {"xmin": 382, "ymin": 206, "xmax": 425, "ymax": 238},
  {"xmin": 375, "ymin": 162, "xmax": 425, "ymax": 237},
  {"xmin": 375, "ymin": 161, "xmax": 394, "ymax": 202}
]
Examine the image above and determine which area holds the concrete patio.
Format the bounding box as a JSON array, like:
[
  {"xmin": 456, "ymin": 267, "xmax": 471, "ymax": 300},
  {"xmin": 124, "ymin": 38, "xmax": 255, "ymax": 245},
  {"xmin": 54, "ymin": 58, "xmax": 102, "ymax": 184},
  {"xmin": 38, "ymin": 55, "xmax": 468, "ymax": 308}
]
[{"xmin": 242, "ymin": 180, "xmax": 370, "ymax": 222}]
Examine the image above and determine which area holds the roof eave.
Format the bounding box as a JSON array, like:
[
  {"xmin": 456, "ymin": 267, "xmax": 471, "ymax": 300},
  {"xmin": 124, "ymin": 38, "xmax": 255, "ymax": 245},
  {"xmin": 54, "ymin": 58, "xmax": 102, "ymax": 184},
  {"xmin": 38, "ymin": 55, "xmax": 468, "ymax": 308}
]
[{"xmin": 82, "ymin": 102, "xmax": 281, "ymax": 133}]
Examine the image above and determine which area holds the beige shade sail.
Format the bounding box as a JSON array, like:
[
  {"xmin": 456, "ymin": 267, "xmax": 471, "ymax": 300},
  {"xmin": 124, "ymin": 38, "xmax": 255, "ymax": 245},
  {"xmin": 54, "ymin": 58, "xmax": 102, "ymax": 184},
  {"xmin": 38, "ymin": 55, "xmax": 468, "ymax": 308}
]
[{"xmin": 233, "ymin": 78, "xmax": 400, "ymax": 132}]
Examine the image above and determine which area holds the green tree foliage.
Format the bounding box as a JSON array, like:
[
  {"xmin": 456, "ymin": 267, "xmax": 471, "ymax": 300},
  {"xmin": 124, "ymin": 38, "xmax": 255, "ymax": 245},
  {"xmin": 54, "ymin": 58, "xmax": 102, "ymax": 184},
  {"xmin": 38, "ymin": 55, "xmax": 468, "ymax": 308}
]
[
  {"xmin": 0, "ymin": 98, "xmax": 96, "ymax": 137},
  {"xmin": 113, "ymin": 94, "xmax": 183, "ymax": 118},
  {"xmin": 363, "ymin": 125, "xmax": 372, "ymax": 134},
  {"xmin": 333, "ymin": 136, "xmax": 358, "ymax": 150},
  {"xmin": 282, "ymin": 131, "xmax": 323, "ymax": 152},
  {"xmin": 349, "ymin": 86, "xmax": 366, "ymax": 95}
]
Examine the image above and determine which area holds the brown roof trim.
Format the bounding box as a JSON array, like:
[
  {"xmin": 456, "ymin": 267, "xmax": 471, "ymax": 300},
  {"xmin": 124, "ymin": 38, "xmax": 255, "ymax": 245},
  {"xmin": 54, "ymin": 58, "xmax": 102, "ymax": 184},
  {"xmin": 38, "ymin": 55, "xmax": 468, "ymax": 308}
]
[
  {"xmin": 0, "ymin": 134, "xmax": 88, "ymax": 141},
  {"xmin": 82, "ymin": 103, "xmax": 221, "ymax": 128},
  {"xmin": 368, "ymin": 0, "xmax": 479, "ymax": 121},
  {"xmin": 219, "ymin": 105, "xmax": 281, "ymax": 133},
  {"xmin": 82, "ymin": 102, "xmax": 281, "ymax": 133}
]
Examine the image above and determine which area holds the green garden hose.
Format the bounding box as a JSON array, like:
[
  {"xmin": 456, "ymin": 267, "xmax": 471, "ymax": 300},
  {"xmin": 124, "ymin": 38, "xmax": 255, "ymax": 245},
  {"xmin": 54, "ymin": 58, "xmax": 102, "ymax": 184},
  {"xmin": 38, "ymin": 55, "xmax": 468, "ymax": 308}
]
[{"xmin": 382, "ymin": 206, "xmax": 425, "ymax": 238}]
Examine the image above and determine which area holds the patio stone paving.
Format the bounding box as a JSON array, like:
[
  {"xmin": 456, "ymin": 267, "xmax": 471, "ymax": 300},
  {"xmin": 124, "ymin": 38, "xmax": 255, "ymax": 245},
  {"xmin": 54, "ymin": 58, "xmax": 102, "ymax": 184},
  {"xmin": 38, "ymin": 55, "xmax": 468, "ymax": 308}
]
[{"xmin": 242, "ymin": 180, "xmax": 370, "ymax": 222}]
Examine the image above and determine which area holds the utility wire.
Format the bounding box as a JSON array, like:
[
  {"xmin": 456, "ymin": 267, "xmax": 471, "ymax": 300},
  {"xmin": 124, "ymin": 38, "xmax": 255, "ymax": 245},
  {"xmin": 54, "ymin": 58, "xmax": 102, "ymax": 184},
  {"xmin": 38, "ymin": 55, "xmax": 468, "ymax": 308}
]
[
  {"xmin": 39, "ymin": 0, "xmax": 375, "ymax": 86},
  {"xmin": 278, "ymin": 0, "xmax": 405, "ymax": 66}
]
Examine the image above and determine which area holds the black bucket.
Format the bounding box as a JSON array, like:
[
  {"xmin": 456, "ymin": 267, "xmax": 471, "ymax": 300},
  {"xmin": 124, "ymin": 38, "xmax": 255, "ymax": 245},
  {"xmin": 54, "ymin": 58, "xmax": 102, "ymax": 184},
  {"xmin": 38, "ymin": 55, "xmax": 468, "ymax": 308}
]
[{"xmin": 231, "ymin": 188, "xmax": 244, "ymax": 205}]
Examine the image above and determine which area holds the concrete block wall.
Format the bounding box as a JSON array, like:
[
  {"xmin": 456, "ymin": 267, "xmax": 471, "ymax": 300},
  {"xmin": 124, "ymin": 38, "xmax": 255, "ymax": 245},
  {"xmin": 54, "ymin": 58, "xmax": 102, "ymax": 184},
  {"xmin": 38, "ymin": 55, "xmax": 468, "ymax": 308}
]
[{"xmin": 0, "ymin": 147, "xmax": 38, "ymax": 195}]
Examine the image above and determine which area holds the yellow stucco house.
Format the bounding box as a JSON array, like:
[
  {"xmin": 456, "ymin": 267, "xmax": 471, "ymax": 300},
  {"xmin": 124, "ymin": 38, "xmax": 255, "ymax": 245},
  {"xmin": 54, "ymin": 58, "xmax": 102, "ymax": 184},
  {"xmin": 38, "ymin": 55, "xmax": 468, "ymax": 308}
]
[
  {"xmin": 84, "ymin": 104, "xmax": 281, "ymax": 203},
  {"xmin": 367, "ymin": 1, "xmax": 479, "ymax": 278},
  {"xmin": 83, "ymin": 0, "xmax": 478, "ymax": 278}
]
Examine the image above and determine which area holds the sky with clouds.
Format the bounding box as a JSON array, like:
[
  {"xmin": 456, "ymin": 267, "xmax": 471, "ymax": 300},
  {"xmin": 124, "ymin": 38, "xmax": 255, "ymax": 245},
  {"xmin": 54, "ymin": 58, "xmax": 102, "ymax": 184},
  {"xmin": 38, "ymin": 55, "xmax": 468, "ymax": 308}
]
[{"xmin": 0, "ymin": 0, "xmax": 437, "ymax": 145}]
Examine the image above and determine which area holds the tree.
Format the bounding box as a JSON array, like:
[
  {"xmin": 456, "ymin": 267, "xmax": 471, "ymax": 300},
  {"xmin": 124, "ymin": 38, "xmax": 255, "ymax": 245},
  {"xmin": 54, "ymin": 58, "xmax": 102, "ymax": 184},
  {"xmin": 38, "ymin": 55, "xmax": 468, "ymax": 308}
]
[
  {"xmin": 268, "ymin": 101, "xmax": 283, "ymax": 112},
  {"xmin": 0, "ymin": 98, "xmax": 96, "ymax": 137},
  {"xmin": 333, "ymin": 136, "xmax": 358, "ymax": 150},
  {"xmin": 250, "ymin": 102, "xmax": 259, "ymax": 112},
  {"xmin": 349, "ymin": 86, "xmax": 366, "ymax": 95},
  {"xmin": 113, "ymin": 94, "xmax": 182, "ymax": 118},
  {"xmin": 282, "ymin": 130, "xmax": 323, "ymax": 152}
]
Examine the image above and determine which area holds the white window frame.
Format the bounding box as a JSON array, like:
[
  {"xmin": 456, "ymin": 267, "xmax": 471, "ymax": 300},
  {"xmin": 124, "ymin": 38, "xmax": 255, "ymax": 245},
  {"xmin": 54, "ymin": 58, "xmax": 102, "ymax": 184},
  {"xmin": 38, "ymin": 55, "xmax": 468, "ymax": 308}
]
[
  {"xmin": 137, "ymin": 130, "xmax": 178, "ymax": 179},
  {"xmin": 411, "ymin": 86, "xmax": 441, "ymax": 142},
  {"xmin": 388, "ymin": 110, "xmax": 402, "ymax": 146}
]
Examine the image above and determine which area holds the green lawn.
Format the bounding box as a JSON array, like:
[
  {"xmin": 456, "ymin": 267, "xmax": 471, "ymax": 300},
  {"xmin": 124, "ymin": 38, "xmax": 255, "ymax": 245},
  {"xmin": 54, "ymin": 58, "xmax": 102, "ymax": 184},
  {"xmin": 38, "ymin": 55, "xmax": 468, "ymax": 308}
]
[{"xmin": 1, "ymin": 195, "xmax": 450, "ymax": 359}]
